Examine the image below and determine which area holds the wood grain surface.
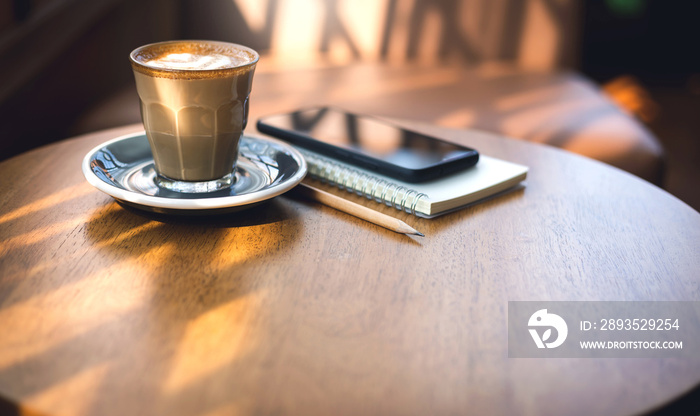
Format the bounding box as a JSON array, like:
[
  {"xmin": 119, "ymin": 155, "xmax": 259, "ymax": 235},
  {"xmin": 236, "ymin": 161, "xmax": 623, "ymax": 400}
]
[{"xmin": 1, "ymin": 117, "xmax": 699, "ymax": 415}]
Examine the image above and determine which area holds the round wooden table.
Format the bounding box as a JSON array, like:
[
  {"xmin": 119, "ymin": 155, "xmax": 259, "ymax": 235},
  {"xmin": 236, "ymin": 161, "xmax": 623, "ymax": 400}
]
[{"xmin": 0, "ymin": 121, "xmax": 698, "ymax": 416}]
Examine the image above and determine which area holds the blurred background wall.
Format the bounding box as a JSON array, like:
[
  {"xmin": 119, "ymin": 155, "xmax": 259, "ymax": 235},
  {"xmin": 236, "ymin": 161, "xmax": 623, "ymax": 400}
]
[
  {"xmin": 0, "ymin": 0, "xmax": 698, "ymax": 209},
  {"xmin": 0, "ymin": 0, "xmax": 582, "ymax": 160}
]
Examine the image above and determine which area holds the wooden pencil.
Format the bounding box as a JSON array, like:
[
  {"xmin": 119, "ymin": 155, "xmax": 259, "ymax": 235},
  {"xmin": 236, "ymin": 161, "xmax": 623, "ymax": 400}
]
[{"xmin": 296, "ymin": 180, "xmax": 424, "ymax": 237}]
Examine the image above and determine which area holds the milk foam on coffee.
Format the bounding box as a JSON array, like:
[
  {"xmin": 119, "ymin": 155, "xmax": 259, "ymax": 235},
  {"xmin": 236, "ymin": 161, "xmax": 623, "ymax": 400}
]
[
  {"xmin": 141, "ymin": 52, "xmax": 248, "ymax": 71},
  {"xmin": 130, "ymin": 41, "xmax": 258, "ymax": 184}
]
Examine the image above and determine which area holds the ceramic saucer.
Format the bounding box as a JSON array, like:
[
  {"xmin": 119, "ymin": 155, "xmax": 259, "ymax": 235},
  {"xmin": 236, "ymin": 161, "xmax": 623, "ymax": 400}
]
[{"xmin": 82, "ymin": 132, "xmax": 307, "ymax": 214}]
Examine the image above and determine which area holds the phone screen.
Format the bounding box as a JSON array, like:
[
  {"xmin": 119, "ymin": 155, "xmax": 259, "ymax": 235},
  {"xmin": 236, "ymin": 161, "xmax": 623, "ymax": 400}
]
[{"xmin": 257, "ymin": 107, "xmax": 479, "ymax": 182}]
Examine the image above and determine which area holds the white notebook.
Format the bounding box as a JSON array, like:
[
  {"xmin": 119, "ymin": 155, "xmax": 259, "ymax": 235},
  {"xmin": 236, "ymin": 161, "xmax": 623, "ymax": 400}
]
[{"xmin": 300, "ymin": 149, "xmax": 528, "ymax": 218}]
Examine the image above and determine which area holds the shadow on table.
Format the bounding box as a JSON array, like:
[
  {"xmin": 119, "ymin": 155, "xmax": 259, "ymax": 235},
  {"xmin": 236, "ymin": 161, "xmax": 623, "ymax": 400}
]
[
  {"xmin": 0, "ymin": 197, "xmax": 304, "ymax": 415},
  {"xmin": 415, "ymin": 185, "xmax": 527, "ymax": 235},
  {"xmin": 82, "ymin": 197, "xmax": 303, "ymax": 280},
  {"xmin": 0, "ymin": 196, "xmax": 300, "ymax": 310},
  {"xmin": 114, "ymin": 197, "xmax": 296, "ymax": 228}
]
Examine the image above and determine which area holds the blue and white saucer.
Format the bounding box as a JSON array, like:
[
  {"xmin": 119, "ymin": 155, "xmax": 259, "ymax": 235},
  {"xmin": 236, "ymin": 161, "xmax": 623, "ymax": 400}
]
[{"xmin": 82, "ymin": 132, "xmax": 307, "ymax": 214}]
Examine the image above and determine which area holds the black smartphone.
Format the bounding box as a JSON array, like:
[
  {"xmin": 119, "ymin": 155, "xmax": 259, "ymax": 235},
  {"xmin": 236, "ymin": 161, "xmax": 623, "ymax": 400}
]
[{"xmin": 256, "ymin": 107, "xmax": 479, "ymax": 183}]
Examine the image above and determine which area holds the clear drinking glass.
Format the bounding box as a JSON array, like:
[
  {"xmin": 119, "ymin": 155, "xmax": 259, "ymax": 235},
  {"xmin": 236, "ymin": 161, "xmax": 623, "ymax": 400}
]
[{"xmin": 130, "ymin": 40, "xmax": 258, "ymax": 193}]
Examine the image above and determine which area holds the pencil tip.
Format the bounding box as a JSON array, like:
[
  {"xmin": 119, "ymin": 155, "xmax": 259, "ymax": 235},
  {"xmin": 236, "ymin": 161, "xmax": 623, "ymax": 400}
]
[{"xmin": 414, "ymin": 231, "xmax": 425, "ymax": 237}]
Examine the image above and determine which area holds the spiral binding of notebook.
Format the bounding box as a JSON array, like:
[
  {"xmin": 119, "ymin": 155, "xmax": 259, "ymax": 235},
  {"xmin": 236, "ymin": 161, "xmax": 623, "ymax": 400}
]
[{"xmin": 300, "ymin": 150, "xmax": 429, "ymax": 216}]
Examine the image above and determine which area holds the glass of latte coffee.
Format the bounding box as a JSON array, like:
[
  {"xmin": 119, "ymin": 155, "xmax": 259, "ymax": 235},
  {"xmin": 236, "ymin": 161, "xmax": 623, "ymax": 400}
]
[{"xmin": 130, "ymin": 40, "xmax": 258, "ymax": 193}]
